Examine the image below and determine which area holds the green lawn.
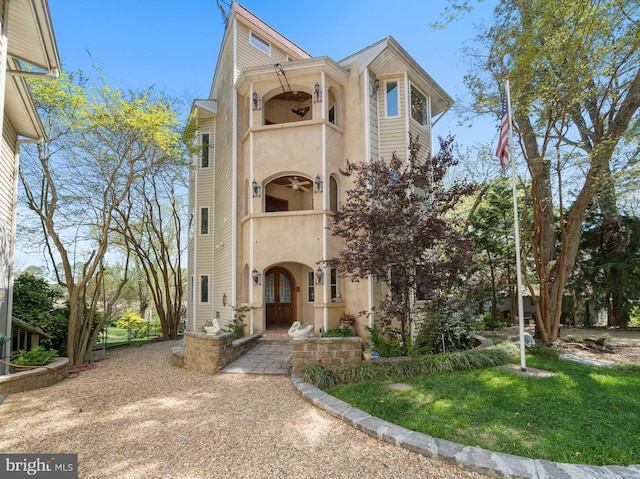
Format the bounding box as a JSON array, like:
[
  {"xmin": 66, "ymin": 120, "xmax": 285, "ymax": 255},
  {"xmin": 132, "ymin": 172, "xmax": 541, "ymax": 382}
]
[
  {"xmin": 98, "ymin": 327, "xmax": 156, "ymax": 346},
  {"xmin": 326, "ymin": 355, "xmax": 640, "ymax": 466}
]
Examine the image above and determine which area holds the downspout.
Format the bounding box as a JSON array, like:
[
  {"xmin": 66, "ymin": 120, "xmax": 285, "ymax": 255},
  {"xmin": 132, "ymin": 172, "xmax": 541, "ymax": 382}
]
[
  {"xmin": 192, "ymin": 119, "xmax": 198, "ymax": 331},
  {"xmin": 364, "ymin": 68, "xmax": 374, "ymax": 329},
  {"xmin": 248, "ymin": 82, "xmax": 255, "ymax": 334},
  {"xmin": 321, "ymin": 70, "xmax": 328, "ymax": 333},
  {"xmin": 231, "ymin": 17, "xmax": 238, "ymax": 325}
]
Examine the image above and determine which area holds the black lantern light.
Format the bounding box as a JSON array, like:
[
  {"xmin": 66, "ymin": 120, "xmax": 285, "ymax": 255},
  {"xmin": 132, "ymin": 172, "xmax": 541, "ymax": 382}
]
[{"xmin": 313, "ymin": 82, "xmax": 322, "ymax": 103}]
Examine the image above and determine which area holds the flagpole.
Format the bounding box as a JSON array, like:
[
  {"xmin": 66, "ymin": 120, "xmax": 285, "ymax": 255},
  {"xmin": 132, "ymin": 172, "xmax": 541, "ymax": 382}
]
[{"xmin": 504, "ymin": 76, "xmax": 527, "ymax": 371}]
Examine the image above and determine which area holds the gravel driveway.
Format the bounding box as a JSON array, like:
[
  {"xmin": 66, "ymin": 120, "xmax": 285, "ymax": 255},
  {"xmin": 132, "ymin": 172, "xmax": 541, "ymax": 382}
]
[{"xmin": 0, "ymin": 341, "xmax": 490, "ymax": 479}]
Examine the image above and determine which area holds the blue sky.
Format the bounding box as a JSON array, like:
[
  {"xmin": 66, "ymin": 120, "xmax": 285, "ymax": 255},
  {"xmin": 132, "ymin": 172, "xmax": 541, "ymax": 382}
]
[
  {"xmin": 18, "ymin": 1, "xmax": 501, "ymax": 271},
  {"xmin": 47, "ymin": 0, "xmax": 499, "ymax": 149}
]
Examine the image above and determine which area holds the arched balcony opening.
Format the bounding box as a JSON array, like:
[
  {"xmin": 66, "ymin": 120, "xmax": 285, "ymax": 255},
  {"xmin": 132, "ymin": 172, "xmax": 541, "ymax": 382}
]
[
  {"xmin": 264, "ymin": 175, "xmax": 314, "ymax": 212},
  {"xmin": 263, "ymin": 91, "xmax": 312, "ymax": 126}
]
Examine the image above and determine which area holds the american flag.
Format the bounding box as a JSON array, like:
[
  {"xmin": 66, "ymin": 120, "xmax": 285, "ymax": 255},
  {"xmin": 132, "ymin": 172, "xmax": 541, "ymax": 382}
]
[{"xmin": 495, "ymin": 95, "xmax": 510, "ymax": 169}]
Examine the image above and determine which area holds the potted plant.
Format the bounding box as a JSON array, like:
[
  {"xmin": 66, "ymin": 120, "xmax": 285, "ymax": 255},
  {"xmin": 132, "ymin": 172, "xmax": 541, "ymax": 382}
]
[
  {"xmin": 363, "ymin": 348, "xmax": 373, "ymax": 361},
  {"xmin": 339, "ymin": 312, "xmax": 356, "ymax": 326}
]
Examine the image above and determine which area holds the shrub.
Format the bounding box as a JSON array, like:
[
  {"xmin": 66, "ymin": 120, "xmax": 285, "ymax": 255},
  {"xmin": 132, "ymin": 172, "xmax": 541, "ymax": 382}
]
[
  {"xmin": 115, "ymin": 310, "xmax": 149, "ymax": 339},
  {"xmin": 526, "ymin": 344, "xmax": 560, "ymax": 358},
  {"xmin": 481, "ymin": 313, "xmax": 511, "ymax": 329},
  {"xmin": 12, "ymin": 346, "xmax": 58, "ymax": 367},
  {"xmin": 322, "ymin": 326, "xmax": 354, "ymax": 337},
  {"xmin": 222, "ymin": 305, "xmax": 248, "ymax": 340},
  {"xmin": 299, "ymin": 343, "xmax": 517, "ymax": 389}
]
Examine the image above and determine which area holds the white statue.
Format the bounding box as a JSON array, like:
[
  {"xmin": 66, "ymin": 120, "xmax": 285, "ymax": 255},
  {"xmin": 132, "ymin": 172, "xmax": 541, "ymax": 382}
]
[
  {"xmin": 288, "ymin": 320, "xmax": 313, "ymax": 338},
  {"xmin": 204, "ymin": 318, "xmax": 221, "ymax": 335}
]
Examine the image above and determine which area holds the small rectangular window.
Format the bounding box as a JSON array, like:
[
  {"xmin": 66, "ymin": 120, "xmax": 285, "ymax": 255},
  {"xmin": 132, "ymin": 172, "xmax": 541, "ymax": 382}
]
[
  {"xmin": 307, "ymin": 271, "xmax": 315, "ymax": 302},
  {"xmin": 200, "ymin": 207, "xmax": 209, "ymax": 235},
  {"xmin": 410, "ymin": 84, "xmax": 428, "ymax": 128},
  {"xmin": 386, "ymin": 80, "xmax": 399, "ymax": 117},
  {"xmin": 200, "ymin": 275, "xmax": 209, "ymax": 303},
  {"xmin": 201, "ymin": 133, "xmax": 210, "ymax": 168},
  {"xmin": 330, "ymin": 268, "xmax": 338, "ymax": 300},
  {"xmin": 250, "ymin": 31, "xmax": 271, "ymax": 55},
  {"xmin": 328, "ymin": 104, "xmax": 336, "ymax": 125}
]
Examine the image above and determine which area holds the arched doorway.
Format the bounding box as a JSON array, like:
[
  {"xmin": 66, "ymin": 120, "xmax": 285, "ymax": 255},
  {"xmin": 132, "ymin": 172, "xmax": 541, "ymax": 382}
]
[{"xmin": 265, "ymin": 267, "xmax": 296, "ymax": 327}]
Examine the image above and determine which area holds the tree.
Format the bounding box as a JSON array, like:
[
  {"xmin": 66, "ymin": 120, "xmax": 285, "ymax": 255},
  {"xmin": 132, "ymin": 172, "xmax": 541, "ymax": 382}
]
[
  {"xmin": 467, "ymin": 178, "xmax": 519, "ymax": 325},
  {"xmin": 456, "ymin": 0, "xmax": 640, "ymax": 342},
  {"xmin": 12, "ymin": 272, "xmax": 68, "ymax": 352},
  {"xmin": 19, "ymin": 71, "xmax": 184, "ymax": 365},
  {"xmin": 113, "ymin": 166, "xmax": 187, "ymax": 340},
  {"xmin": 327, "ymin": 135, "xmax": 476, "ymax": 347},
  {"xmin": 572, "ymin": 215, "xmax": 640, "ymax": 328}
]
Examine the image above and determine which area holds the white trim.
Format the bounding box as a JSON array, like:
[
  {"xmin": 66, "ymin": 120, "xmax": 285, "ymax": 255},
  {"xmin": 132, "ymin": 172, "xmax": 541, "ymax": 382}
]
[
  {"xmin": 199, "ymin": 206, "xmax": 210, "ymax": 235},
  {"xmin": 199, "ymin": 274, "xmax": 210, "ymax": 304},
  {"xmin": 200, "ymin": 132, "xmax": 211, "ymax": 168},
  {"xmin": 385, "ymin": 79, "xmax": 400, "ymax": 118}
]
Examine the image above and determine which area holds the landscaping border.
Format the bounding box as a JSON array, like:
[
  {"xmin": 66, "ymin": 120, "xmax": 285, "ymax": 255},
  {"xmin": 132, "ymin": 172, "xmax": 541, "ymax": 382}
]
[
  {"xmin": 291, "ymin": 374, "xmax": 640, "ymax": 479},
  {"xmin": 0, "ymin": 358, "xmax": 70, "ymax": 395}
]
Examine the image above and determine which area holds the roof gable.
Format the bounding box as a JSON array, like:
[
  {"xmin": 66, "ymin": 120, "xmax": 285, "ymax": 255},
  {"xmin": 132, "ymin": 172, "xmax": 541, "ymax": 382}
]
[{"xmin": 339, "ymin": 36, "xmax": 453, "ymax": 116}]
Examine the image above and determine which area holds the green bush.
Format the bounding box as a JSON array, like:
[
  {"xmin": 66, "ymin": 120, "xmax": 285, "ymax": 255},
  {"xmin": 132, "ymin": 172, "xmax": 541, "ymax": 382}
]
[
  {"xmin": 526, "ymin": 344, "xmax": 560, "ymax": 358},
  {"xmin": 323, "ymin": 326, "xmax": 354, "ymax": 337},
  {"xmin": 12, "ymin": 346, "xmax": 58, "ymax": 367},
  {"xmin": 481, "ymin": 313, "xmax": 511, "ymax": 329},
  {"xmin": 12, "ymin": 272, "xmax": 69, "ymax": 353},
  {"xmin": 299, "ymin": 343, "xmax": 517, "ymax": 389},
  {"xmin": 222, "ymin": 305, "xmax": 248, "ymax": 340},
  {"xmin": 115, "ymin": 310, "xmax": 149, "ymax": 339}
]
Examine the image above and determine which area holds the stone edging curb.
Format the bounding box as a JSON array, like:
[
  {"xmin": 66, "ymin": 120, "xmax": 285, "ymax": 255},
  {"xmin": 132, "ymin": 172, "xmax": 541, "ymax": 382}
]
[{"xmin": 291, "ymin": 374, "xmax": 640, "ymax": 479}]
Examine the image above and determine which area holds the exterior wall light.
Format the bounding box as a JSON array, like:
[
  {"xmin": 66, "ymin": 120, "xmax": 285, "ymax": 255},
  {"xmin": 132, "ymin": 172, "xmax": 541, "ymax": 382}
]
[
  {"xmin": 371, "ymin": 78, "xmax": 380, "ymax": 96},
  {"xmin": 252, "ymin": 91, "xmax": 261, "ymax": 110},
  {"xmin": 314, "ymin": 174, "xmax": 323, "ymax": 193},
  {"xmin": 316, "ymin": 265, "xmax": 324, "ymax": 285},
  {"xmin": 252, "ymin": 268, "xmax": 261, "ymax": 285},
  {"xmin": 252, "ymin": 179, "xmax": 261, "ymax": 197},
  {"xmin": 313, "ymin": 82, "xmax": 322, "ymax": 103}
]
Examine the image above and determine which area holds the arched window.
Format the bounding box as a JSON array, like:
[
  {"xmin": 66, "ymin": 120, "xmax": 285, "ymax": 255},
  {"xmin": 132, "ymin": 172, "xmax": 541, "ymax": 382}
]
[{"xmin": 329, "ymin": 176, "xmax": 338, "ymax": 212}]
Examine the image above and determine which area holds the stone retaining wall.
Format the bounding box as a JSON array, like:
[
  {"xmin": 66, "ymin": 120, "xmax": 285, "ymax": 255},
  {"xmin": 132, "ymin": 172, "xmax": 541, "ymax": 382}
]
[
  {"xmin": 0, "ymin": 358, "xmax": 70, "ymax": 395},
  {"xmin": 181, "ymin": 332, "xmax": 261, "ymax": 374},
  {"xmin": 292, "ymin": 337, "xmax": 363, "ymax": 372}
]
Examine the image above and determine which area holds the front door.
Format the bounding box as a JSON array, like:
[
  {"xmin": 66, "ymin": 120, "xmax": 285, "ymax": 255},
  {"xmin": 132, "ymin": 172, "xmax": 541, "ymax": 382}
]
[{"xmin": 265, "ymin": 267, "xmax": 296, "ymax": 327}]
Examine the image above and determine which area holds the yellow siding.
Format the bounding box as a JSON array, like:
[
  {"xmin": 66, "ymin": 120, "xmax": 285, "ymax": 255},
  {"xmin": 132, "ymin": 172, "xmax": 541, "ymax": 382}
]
[
  {"xmin": 236, "ymin": 22, "xmax": 295, "ymax": 73},
  {"xmin": 378, "ymin": 78, "xmax": 407, "ymax": 161}
]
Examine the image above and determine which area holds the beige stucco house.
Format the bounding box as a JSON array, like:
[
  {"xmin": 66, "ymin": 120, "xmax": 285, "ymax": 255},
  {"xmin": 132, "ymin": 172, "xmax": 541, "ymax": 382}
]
[
  {"xmin": 0, "ymin": 0, "xmax": 61, "ymax": 374},
  {"xmin": 187, "ymin": 2, "xmax": 453, "ymax": 338}
]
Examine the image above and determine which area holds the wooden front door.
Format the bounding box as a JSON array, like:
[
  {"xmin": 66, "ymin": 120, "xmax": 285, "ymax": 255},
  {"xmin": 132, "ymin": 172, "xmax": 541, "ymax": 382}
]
[{"xmin": 265, "ymin": 267, "xmax": 296, "ymax": 327}]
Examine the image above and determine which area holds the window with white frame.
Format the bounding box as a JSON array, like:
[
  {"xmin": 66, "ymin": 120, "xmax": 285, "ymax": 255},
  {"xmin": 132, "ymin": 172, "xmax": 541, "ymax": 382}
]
[
  {"xmin": 250, "ymin": 31, "xmax": 271, "ymax": 55},
  {"xmin": 328, "ymin": 103, "xmax": 336, "ymax": 125},
  {"xmin": 200, "ymin": 275, "xmax": 209, "ymax": 303},
  {"xmin": 201, "ymin": 133, "xmax": 210, "ymax": 168},
  {"xmin": 410, "ymin": 84, "xmax": 428, "ymax": 128},
  {"xmin": 200, "ymin": 207, "xmax": 209, "ymax": 235},
  {"xmin": 307, "ymin": 271, "xmax": 315, "ymax": 302},
  {"xmin": 386, "ymin": 80, "xmax": 399, "ymax": 117}
]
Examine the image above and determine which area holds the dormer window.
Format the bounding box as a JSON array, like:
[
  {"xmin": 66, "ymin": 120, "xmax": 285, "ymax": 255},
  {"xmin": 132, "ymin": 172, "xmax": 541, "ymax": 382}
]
[{"xmin": 250, "ymin": 31, "xmax": 271, "ymax": 55}]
